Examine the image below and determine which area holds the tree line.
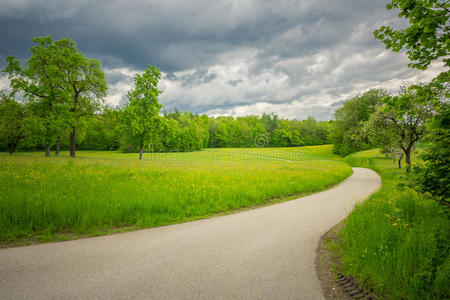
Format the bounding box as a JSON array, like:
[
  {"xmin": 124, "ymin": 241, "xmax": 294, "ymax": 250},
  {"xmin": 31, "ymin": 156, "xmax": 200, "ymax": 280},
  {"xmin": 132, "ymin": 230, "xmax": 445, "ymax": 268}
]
[{"xmin": 0, "ymin": 38, "xmax": 332, "ymax": 159}]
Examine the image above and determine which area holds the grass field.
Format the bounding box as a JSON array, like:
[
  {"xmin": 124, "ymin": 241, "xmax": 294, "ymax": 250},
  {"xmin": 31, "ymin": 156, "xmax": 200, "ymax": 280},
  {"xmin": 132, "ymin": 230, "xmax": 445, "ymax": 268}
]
[
  {"xmin": 332, "ymin": 149, "xmax": 449, "ymax": 299},
  {"xmin": 0, "ymin": 145, "xmax": 352, "ymax": 244}
]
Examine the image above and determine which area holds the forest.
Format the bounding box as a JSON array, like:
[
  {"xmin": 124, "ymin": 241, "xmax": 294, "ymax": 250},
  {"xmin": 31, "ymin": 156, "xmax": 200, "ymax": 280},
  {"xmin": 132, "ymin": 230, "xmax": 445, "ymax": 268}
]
[{"xmin": 0, "ymin": 93, "xmax": 332, "ymax": 154}]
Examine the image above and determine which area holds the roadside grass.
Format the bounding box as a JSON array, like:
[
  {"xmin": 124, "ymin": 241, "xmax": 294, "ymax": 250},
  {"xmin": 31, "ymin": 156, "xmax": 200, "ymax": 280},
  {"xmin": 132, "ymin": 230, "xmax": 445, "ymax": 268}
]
[
  {"xmin": 332, "ymin": 149, "xmax": 449, "ymax": 299},
  {"xmin": 0, "ymin": 145, "xmax": 352, "ymax": 244}
]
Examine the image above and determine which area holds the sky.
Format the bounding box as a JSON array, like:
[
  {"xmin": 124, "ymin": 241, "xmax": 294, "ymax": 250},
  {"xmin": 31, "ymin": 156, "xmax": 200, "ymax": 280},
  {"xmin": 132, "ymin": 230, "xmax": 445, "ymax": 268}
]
[{"xmin": 0, "ymin": 0, "xmax": 443, "ymax": 120}]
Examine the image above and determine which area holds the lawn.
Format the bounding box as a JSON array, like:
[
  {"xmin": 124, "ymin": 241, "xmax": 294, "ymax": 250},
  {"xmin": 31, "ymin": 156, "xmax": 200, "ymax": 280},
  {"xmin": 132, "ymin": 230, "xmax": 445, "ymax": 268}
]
[
  {"xmin": 332, "ymin": 149, "xmax": 449, "ymax": 299},
  {"xmin": 0, "ymin": 145, "xmax": 352, "ymax": 244}
]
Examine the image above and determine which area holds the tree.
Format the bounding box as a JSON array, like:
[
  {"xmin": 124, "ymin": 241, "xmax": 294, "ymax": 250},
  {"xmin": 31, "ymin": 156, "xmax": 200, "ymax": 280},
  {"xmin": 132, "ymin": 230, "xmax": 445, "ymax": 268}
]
[
  {"xmin": 0, "ymin": 91, "xmax": 27, "ymax": 155},
  {"xmin": 365, "ymin": 109, "xmax": 405, "ymax": 168},
  {"xmin": 3, "ymin": 36, "xmax": 106, "ymax": 157},
  {"xmin": 261, "ymin": 113, "xmax": 280, "ymax": 143},
  {"xmin": 122, "ymin": 65, "xmax": 163, "ymax": 160},
  {"xmin": 3, "ymin": 36, "xmax": 72, "ymax": 156},
  {"xmin": 411, "ymin": 103, "xmax": 450, "ymax": 203},
  {"xmin": 332, "ymin": 89, "xmax": 388, "ymax": 156},
  {"xmin": 214, "ymin": 120, "xmax": 232, "ymax": 147},
  {"xmin": 56, "ymin": 38, "xmax": 107, "ymax": 157},
  {"xmin": 271, "ymin": 120, "xmax": 303, "ymax": 147},
  {"xmin": 374, "ymin": 0, "xmax": 449, "ymax": 70},
  {"xmin": 79, "ymin": 106, "xmax": 122, "ymax": 151},
  {"xmin": 370, "ymin": 86, "xmax": 434, "ymax": 172}
]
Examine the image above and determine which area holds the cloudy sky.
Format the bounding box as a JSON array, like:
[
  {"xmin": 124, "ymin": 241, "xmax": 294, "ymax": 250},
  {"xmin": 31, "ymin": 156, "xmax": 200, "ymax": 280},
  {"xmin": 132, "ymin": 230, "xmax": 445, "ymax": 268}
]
[{"xmin": 0, "ymin": 0, "xmax": 443, "ymax": 120}]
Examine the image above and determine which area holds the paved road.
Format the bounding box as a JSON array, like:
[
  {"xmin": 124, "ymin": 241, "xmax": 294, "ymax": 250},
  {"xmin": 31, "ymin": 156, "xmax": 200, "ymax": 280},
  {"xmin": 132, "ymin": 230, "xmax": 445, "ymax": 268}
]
[{"xmin": 0, "ymin": 168, "xmax": 381, "ymax": 300}]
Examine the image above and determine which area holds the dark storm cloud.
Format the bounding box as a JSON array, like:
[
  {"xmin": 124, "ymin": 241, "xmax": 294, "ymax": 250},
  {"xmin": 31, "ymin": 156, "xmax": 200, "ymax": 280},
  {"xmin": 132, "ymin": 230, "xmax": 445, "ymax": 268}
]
[
  {"xmin": 0, "ymin": 0, "xmax": 442, "ymax": 119},
  {"xmin": 0, "ymin": 0, "xmax": 385, "ymax": 70}
]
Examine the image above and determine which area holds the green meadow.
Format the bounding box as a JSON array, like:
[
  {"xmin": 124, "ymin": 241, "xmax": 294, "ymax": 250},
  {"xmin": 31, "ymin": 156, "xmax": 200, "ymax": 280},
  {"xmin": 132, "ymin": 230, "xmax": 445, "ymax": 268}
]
[
  {"xmin": 0, "ymin": 145, "xmax": 352, "ymax": 244},
  {"xmin": 332, "ymin": 149, "xmax": 449, "ymax": 299}
]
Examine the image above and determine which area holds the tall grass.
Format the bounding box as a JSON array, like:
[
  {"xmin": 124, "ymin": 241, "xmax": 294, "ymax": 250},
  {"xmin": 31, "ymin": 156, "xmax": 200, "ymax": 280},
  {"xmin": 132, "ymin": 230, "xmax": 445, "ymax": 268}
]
[
  {"xmin": 0, "ymin": 145, "xmax": 352, "ymax": 243},
  {"xmin": 334, "ymin": 149, "xmax": 449, "ymax": 299}
]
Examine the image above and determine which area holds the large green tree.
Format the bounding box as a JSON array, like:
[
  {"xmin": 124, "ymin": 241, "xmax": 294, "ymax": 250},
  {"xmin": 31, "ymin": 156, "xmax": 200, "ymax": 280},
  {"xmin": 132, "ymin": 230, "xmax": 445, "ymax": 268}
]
[
  {"xmin": 364, "ymin": 111, "xmax": 405, "ymax": 168},
  {"xmin": 3, "ymin": 36, "xmax": 72, "ymax": 156},
  {"xmin": 412, "ymin": 104, "xmax": 450, "ymax": 202},
  {"xmin": 3, "ymin": 36, "xmax": 106, "ymax": 157},
  {"xmin": 367, "ymin": 86, "xmax": 433, "ymax": 172},
  {"xmin": 376, "ymin": 86, "xmax": 434, "ymax": 172},
  {"xmin": 56, "ymin": 38, "xmax": 107, "ymax": 157},
  {"xmin": 122, "ymin": 65, "xmax": 163, "ymax": 160},
  {"xmin": 332, "ymin": 89, "xmax": 388, "ymax": 156}
]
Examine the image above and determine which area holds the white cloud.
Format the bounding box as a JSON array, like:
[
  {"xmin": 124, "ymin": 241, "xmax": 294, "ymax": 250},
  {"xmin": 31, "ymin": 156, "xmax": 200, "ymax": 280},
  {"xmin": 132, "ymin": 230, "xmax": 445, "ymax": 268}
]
[
  {"xmin": 104, "ymin": 67, "xmax": 137, "ymax": 106},
  {"xmin": 0, "ymin": 75, "xmax": 10, "ymax": 91}
]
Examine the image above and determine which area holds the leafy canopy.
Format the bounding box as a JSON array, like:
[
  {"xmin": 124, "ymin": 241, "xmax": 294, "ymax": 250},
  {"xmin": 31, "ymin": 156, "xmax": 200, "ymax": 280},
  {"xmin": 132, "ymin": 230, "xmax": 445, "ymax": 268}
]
[
  {"xmin": 122, "ymin": 65, "xmax": 163, "ymax": 149},
  {"xmin": 2, "ymin": 36, "xmax": 107, "ymax": 156},
  {"xmin": 0, "ymin": 91, "xmax": 27, "ymax": 154},
  {"xmin": 374, "ymin": 0, "xmax": 450, "ymax": 70}
]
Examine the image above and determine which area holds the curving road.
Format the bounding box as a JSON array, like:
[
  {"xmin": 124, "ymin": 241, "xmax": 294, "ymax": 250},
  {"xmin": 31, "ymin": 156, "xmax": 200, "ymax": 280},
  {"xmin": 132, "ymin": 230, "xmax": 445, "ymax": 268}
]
[{"xmin": 0, "ymin": 168, "xmax": 381, "ymax": 300}]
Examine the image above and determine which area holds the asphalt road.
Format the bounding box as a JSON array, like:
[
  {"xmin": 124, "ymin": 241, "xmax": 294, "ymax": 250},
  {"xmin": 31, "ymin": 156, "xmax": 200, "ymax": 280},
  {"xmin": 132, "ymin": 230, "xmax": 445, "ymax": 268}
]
[{"xmin": 0, "ymin": 167, "xmax": 381, "ymax": 300}]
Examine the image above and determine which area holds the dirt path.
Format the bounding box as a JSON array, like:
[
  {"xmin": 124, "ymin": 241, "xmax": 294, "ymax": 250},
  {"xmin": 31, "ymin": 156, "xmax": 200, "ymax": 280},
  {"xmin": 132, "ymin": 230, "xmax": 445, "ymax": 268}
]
[{"xmin": 0, "ymin": 168, "xmax": 381, "ymax": 299}]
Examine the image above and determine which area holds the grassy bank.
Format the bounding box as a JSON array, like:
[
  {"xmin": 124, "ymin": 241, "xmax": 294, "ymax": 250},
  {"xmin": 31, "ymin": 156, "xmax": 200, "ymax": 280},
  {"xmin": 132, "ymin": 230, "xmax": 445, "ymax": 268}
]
[
  {"xmin": 0, "ymin": 145, "xmax": 351, "ymax": 244},
  {"xmin": 333, "ymin": 149, "xmax": 449, "ymax": 299}
]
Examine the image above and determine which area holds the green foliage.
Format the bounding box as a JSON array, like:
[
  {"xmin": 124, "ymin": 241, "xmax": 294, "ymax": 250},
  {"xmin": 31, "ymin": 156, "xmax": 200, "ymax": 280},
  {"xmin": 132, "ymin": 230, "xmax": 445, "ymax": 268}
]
[
  {"xmin": 374, "ymin": 0, "xmax": 449, "ymax": 70},
  {"xmin": 3, "ymin": 36, "xmax": 73, "ymax": 153},
  {"xmin": 206, "ymin": 114, "xmax": 330, "ymax": 149},
  {"xmin": 0, "ymin": 146, "xmax": 352, "ymax": 243},
  {"xmin": 332, "ymin": 89, "xmax": 388, "ymax": 156},
  {"xmin": 364, "ymin": 110, "xmax": 402, "ymax": 164},
  {"xmin": 121, "ymin": 65, "xmax": 162, "ymax": 158},
  {"xmin": 161, "ymin": 111, "xmax": 209, "ymax": 151},
  {"xmin": 2, "ymin": 35, "xmax": 107, "ymax": 156},
  {"xmin": 271, "ymin": 120, "xmax": 304, "ymax": 147},
  {"xmin": 334, "ymin": 149, "xmax": 450, "ymax": 299},
  {"xmin": 54, "ymin": 37, "xmax": 107, "ymax": 157},
  {"xmin": 411, "ymin": 104, "xmax": 450, "ymax": 202},
  {"xmin": 368, "ymin": 85, "xmax": 434, "ymax": 172},
  {"xmin": 79, "ymin": 106, "xmax": 122, "ymax": 150},
  {"xmin": 0, "ymin": 91, "xmax": 27, "ymax": 154}
]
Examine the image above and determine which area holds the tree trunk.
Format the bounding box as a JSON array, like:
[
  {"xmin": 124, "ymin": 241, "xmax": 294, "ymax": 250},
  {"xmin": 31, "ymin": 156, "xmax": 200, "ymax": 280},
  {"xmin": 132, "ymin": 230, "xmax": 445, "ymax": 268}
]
[
  {"xmin": 45, "ymin": 144, "xmax": 51, "ymax": 157},
  {"xmin": 8, "ymin": 143, "xmax": 15, "ymax": 155},
  {"xmin": 398, "ymin": 153, "xmax": 404, "ymax": 169},
  {"xmin": 405, "ymin": 149, "xmax": 411, "ymax": 173},
  {"xmin": 8, "ymin": 136, "xmax": 20, "ymax": 155},
  {"xmin": 55, "ymin": 137, "xmax": 61, "ymax": 156},
  {"xmin": 70, "ymin": 126, "xmax": 76, "ymax": 158},
  {"xmin": 139, "ymin": 145, "xmax": 144, "ymax": 160}
]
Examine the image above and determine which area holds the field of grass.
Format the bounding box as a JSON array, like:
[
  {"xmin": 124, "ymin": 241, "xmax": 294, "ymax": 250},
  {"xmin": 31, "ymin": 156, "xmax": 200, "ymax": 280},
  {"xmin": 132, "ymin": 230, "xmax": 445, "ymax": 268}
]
[
  {"xmin": 0, "ymin": 145, "xmax": 352, "ymax": 244},
  {"xmin": 332, "ymin": 149, "xmax": 449, "ymax": 299}
]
